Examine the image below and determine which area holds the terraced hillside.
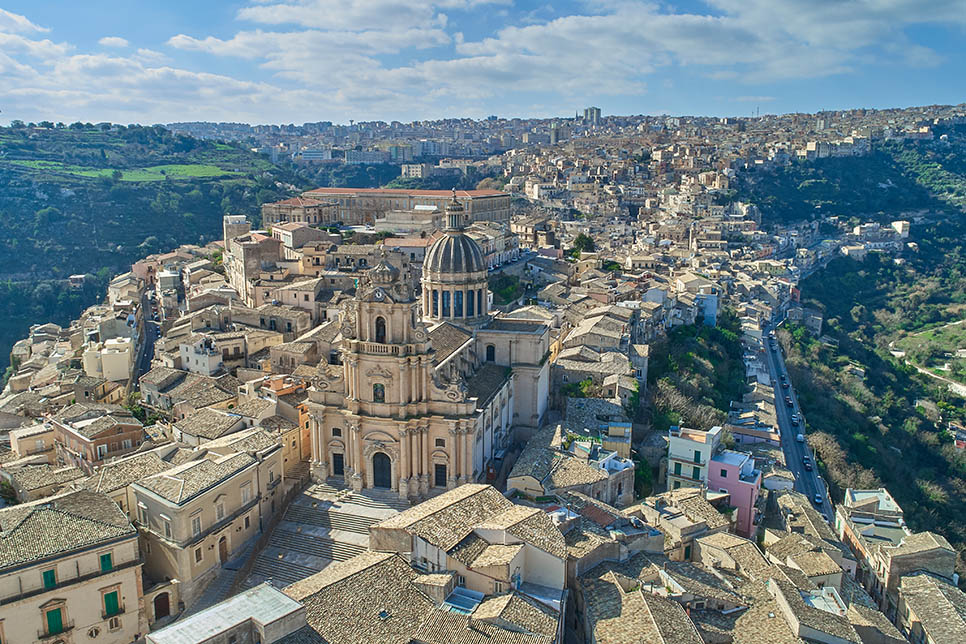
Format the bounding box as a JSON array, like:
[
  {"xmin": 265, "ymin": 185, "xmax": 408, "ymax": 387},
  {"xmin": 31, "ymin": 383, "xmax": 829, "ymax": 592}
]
[{"xmin": 0, "ymin": 123, "xmax": 304, "ymax": 370}]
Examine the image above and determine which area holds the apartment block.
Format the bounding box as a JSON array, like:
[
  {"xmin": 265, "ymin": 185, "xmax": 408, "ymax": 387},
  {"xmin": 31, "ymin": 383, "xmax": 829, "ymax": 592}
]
[{"xmin": 0, "ymin": 490, "xmax": 146, "ymax": 643}]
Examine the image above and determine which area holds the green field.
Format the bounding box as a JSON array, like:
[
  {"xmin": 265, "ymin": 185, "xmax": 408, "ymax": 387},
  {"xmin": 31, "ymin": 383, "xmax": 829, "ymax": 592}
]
[
  {"xmin": 6, "ymin": 160, "xmax": 239, "ymax": 182},
  {"xmin": 895, "ymin": 319, "xmax": 966, "ymax": 384}
]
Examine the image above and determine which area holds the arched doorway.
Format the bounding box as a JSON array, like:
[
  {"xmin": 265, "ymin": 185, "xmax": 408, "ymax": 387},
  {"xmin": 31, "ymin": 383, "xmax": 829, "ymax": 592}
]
[
  {"xmin": 486, "ymin": 345, "xmax": 496, "ymax": 362},
  {"xmin": 372, "ymin": 452, "xmax": 392, "ymax": 489},
  {"xmin": 153, "ymin": 592, "xmax": 170, "ymax": 620},
  {"xmin": 375, "ymin": 316, "xmax": 386, "ymax": 343},
  {"xmin": 218, "ymin": 536, "xmax": 228, "ymax": 564}
]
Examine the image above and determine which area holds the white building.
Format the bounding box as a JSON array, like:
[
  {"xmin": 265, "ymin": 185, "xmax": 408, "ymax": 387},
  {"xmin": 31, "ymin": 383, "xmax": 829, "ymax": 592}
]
[{"xmin": 82, "ymin": 337, "xmax": 133, "ymax": 382}]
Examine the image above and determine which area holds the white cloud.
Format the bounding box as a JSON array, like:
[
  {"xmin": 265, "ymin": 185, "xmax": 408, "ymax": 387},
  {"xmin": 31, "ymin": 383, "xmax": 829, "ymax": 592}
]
[
  {"xmin": 0, "ymin": 8, "xmax": 48, "ymax": 33},
  {"xmin": 0, "ymin": 1, "xmax": 963, "ymax": 124},
  {"xmin": 98, "ymin": 36, "xmax": 129, "ymax": 48}
]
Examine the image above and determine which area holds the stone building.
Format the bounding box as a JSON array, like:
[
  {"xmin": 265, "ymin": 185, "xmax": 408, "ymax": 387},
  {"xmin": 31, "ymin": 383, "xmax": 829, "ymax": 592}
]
[
  {"xmin": 0, "ymin": 490, "xmax": 147, "ymax": 643},
  {"xmin": 304, "ymin": 195, "xmax": 549, "ymax": 499},
  {"xmin": 300, "ymin": 187, "xmax": 511, "ymax": 225}
]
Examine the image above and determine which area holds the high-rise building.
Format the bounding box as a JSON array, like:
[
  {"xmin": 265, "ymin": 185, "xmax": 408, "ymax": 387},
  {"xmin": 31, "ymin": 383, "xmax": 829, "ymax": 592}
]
[{"xmin": 584, "ymin": 106, "xmax": 602, "ymax": 126}]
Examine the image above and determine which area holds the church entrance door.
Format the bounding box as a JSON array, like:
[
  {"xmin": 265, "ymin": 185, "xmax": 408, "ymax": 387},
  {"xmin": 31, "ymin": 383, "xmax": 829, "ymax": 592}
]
[{"xmin": 372, "ymin": 452, "xmax": 392, "ymax": 488}]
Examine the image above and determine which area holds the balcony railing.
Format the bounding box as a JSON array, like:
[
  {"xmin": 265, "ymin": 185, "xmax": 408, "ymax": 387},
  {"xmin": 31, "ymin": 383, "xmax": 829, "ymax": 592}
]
[
  {"xmin": 361, "ymin": 342, "xmax": 401, "ymax": 355},
  {"xmin": 669, "ymin": 453, "xmax": 703, "ymax": 465},
  {"xmin": 38, "ymin": 621, "xmax": 74, "ymax": 640},
  {"xmin": 102, "ymin": 606, "xmax": 125, "ymax": 620},
  {"xmin": 2, "ymin": 557, "xmax": 142, "ymax": 606},
  {"xmin": 670, "ymin": 469, "xmax": 704, "ymax": 483}
]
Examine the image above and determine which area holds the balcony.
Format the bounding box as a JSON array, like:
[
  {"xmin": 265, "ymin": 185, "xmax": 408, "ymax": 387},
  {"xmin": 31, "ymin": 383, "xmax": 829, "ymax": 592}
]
[
  {"xmin": 38, "ymin": 621, "xmax": 74, "ymax": 640},
  {"xmin": 669, "ymin": 469, "xmax": 704, "ymax": 483},
  {"xmin": 360, "ymin": 342, "xmax": 402, "ymax": 356},
  {"xmin": 1, "ymin": 557, "xmax": 143, "ymax": 606},
  {"xmin": 102, "ymin": 606, "xmax": 125, "ymax": 620},
  {"xmin": 669, "ymin": 453, "xmax": 703, "ymax": 465}
]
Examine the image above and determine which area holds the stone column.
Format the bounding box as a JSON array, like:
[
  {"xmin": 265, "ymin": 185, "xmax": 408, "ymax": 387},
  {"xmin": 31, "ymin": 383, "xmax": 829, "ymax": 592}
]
[
  {"xmin": 419, "ymin": 427, "xmax": 429, "ymax": 494},
  {"xmin": 398, "ymin": 363, "xmax": 406, "ymax": 405},
  {"xmin": 350, "ymin": 423, "xmax": 363, "ymax": 491},
  {"xmin": 447, "ymin": 427, "xmax": 458, "ymax": 489},
  {"xmin": 398, "ymin": 428, "xmax": 410, "ymax": 498},
  {"xmin": 457, "ymin": 429, "xmax": 467, "ymax": 484},
  {"xmin": 464, "ymin": 425, "xmax": 474, "ymax": 482}
]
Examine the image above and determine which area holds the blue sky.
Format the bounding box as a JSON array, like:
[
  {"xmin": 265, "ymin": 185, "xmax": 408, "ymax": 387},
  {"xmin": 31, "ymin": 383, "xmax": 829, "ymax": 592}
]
[{"xmin": 1, "ymin": 0, "xmax": 964, "ymax": 125}]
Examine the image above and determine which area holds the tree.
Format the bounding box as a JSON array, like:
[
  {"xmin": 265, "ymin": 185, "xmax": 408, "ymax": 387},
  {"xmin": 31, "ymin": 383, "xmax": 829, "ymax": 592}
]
[{"xmin": 572, "ymin": 233, "xmax": 596, "ymax": 253}]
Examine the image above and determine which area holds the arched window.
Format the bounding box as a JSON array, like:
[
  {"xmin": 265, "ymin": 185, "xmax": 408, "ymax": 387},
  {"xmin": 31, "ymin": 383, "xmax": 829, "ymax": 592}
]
[
  {"xmin": 442, "ymin": 291, "xmax": 451, "ymax": 317},
  {"xmin": 375, "ymin": 316, "xmax": 386, "ymax": 344},
  {"xmin": 486, "ymin": 345, "xmax": 496, "ymax": 362},
  {"xmin": 477, "ymin": 289, "xmax": 483, "ymax": 316},
  {"xmin": 373, "ymin": 383, "xmax": 385, "ymax": 403},
  {"xmin": 467, "ymin": 290, "xmax": 475, "ymax": 316},
  {"xmin": 454, "ymin": 291, "xmax": 463, "ymax": 317},
  {"xmin": 432, "ymin": 290, "xmax": 439, "ymax": 317}
]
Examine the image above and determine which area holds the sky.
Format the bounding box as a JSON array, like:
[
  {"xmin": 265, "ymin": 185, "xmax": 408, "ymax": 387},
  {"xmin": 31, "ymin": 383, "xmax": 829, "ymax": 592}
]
[{"xmin": 0, "ymin": 0, "xmax": 964, "ymax": 126}]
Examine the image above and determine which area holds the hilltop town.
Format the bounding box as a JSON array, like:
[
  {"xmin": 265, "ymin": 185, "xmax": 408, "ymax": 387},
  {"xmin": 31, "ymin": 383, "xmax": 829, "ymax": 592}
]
[{"xmin": 0, "ymin": 104, "xmax": 965, "ymax": 644}]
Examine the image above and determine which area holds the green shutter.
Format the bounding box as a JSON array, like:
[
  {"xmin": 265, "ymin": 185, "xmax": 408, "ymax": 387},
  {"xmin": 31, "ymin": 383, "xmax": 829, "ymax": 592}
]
[
  {"xmin": 104, "ymin": 590, "xmax": 120, "ymax": 616},
  {"xmin": 693, "ymin": 466, "xmax": 700, "ymax": 480},
  {"xmin": 100, "ymin": 552, "xmax": 113, "ymax": 572},
  {"xmin": 46, "ymin": 608, "xmax": 63, "ymax": 635},
  {"xmin": 42, "ymin": 569, "xmax": 56, "ymax": 589},
  {"xmin": 673, "ymin": 462, "xmax": 681, "ymax": 475}
]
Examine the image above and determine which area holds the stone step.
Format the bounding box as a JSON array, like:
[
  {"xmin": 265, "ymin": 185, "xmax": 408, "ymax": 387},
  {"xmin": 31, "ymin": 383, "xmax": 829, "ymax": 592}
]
[
  {"xmin": 346, "ymin": 490, "xmax": 412, "ymax": 511},
  {"xmin": 249, "ymin": 556, "xmax": 319, "ymax": 589},
  {"xmin": 270, "ymin": 529, "xmax": 366, "ymax": 562},
  {"xmin": 312, "ymin": 480, "xmax": 348, "ymax": 496},
  {"xmin": 284, "ymin": 505, "xmax": 378, "ymax": 534}
]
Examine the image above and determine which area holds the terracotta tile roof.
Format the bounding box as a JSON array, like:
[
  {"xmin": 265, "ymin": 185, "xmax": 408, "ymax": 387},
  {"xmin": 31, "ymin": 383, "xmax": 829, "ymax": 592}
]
[
  {"xmin": 898, "ymin": 572, "xmax": 966, "ymax": 642},
  {"xmin": 0, "ymin": 489, "xmax": 135, "ymax": 569},
  {"xmin": 284, "ymin": 552, "xmax": 435, "ymax": 644},
  {"xmin": 428, "ymin": 321, "xmax": 473, "ymax": 363},
  {"xmin": 304, "ymin": 187, "xmax": 505, "ymax": 197},
  {"xmin": 374, "ymin": 484, "xmax": 512, "ymax": 552},
  {"xmin": 136, "ymin": 453, "xmax": 255, "ymax": 505}
]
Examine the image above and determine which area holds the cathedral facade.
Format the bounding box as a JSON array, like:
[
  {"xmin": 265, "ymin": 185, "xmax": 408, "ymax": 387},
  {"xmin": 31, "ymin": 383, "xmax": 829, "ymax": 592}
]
[{"xmin": 305, "ymin": 196, "xmax": 550, "ymax": 499}]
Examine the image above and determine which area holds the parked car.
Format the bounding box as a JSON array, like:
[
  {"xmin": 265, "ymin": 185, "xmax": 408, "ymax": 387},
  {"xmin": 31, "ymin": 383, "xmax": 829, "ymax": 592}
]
[
  {"xmin": 804, "ymin": 462, "xmax": 813, "ymax": 471},
  {"xmin": 782, "ymin": 382, "xmax": 790, "ymax": 389},
  {"xmin": 796, "ymin": 433, "xmax": 805, "ymax": 443},
  {"xmin": 785, "ymin": 396, "xmax": 793, "ymax": 407},
  {"xmin": 813, "ymin": 493, "xmax": 823, "ymax": 505},
  {"xmin": 791, "ymin": 417, "xmax": 799, "ymax": 427}
]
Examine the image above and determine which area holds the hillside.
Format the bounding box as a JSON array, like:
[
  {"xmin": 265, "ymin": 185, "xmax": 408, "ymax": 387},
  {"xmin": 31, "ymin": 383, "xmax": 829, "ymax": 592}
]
[
  {"xmin": 0, "ymin": 123, "xmax": 310, "ymax": 369},
  {"xmin": 764, "ymin": 136, "xmax": 966, "ymax": 573},
  {"xmin": 646, "ymin": 310, "xmax": 745, "ymax": 432},
  {"xmin": 733, "ymin": 126, "xmax": 966, "ymax": 226}
]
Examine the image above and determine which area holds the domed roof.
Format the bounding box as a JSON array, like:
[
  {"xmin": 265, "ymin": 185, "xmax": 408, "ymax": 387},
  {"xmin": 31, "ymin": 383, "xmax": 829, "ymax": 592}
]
[{"xmin": 424, "ymin": 232, "xmax": 486, "ymax": 275}]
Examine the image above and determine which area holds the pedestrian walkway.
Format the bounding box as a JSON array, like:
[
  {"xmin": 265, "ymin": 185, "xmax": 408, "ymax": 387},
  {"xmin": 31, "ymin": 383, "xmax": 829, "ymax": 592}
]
[{"xmin": 242, "ymin": 481, "xmax": 408, "ymax": 590}]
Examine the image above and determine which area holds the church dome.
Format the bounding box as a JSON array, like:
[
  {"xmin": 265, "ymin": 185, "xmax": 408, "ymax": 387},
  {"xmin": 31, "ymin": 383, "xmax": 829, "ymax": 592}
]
[
  {"xmin": 424, "ymin": 233, "xmax": 486, "ymax": 275},
  {"xmin": 420, "ymin": 190, "xmax": 490, "ymax": 326}
]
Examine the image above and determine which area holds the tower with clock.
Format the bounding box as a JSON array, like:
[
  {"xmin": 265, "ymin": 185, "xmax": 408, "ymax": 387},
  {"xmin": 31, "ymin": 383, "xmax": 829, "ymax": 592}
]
[{"xmin": 304, "ymin": 194, "xmax": 551, "ymax": 500}]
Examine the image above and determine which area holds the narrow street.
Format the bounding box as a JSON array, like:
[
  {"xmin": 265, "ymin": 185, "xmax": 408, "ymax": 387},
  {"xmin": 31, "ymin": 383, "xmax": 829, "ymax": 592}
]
[
  {"xmin": 764, "ymin": 321, "xmax": 835, "ymax": 523},
  {"xmin": 132, "ymin": 292, "xmax": 159, "ymax": 388}
]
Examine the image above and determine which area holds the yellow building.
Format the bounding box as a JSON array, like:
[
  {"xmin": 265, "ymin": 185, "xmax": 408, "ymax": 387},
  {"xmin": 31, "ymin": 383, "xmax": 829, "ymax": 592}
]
[
  {"xmin": 0, "ymin": 490, "xmax": 146, "ymax": 643},
  {"xmin": 131, "ymin": 432, "xmax": 283, "ymax": 609}
]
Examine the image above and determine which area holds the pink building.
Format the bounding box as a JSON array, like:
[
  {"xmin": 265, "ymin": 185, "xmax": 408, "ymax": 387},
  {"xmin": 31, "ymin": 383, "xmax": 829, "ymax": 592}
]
[{"xmin": 709, "ymin": 450, "xmax": 762, "ymax": 538}]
